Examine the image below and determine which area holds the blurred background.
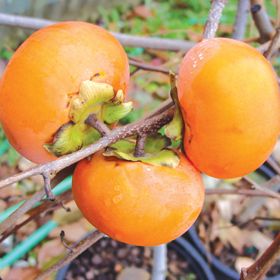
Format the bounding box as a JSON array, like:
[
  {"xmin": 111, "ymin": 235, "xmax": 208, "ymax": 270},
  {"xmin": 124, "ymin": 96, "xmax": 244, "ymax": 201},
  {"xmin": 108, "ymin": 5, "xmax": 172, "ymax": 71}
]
[{"xmin": 0, "ymin": 0, "xmax": 279, "ymax": 279}]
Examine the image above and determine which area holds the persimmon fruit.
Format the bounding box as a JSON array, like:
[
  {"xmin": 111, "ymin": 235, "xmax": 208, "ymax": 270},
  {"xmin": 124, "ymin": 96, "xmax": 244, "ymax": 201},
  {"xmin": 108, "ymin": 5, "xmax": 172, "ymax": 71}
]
[
  {"xmin": 178, "ymin": 38, "xmax": 280, "ymax": 179},
  {"xmin": 72, "ymin": 152, "xmax": 204, "ymax": 246},
  {"xmin": 0, "ymin": 21, "xmax": 129, "ymax": 163}
]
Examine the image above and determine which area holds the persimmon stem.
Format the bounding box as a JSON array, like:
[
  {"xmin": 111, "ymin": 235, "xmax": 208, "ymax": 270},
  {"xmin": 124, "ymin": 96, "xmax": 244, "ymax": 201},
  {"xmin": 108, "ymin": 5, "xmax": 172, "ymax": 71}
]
[
  {"xmin": 85, "ymin": 114, "xmax": 111, "ymax": 136},
  {"xmin": 134, "ymin": 134, "xmax": 147, "ymax": 157}
]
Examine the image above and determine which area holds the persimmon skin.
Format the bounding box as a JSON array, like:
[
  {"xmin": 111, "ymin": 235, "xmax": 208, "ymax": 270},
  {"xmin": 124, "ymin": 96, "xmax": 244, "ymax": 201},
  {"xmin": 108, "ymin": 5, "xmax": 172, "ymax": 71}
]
[
  {"xmin": 0, "ymin": 22, "xmax": 129, "ymax": 163},
  {"xmin": 72, "ymin": 153, "xmax": 204, "ymax": 246},
  {"xmin": 178, "ymin": 38, "xmax": 280, "ymax": 179}
]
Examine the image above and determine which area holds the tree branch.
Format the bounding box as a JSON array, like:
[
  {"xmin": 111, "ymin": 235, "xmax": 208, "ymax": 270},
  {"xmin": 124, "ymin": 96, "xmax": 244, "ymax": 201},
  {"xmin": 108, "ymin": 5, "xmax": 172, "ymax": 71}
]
[
  {"xmin": 36, "ymin": 230, "xmax": 104, "ymax": 280},
  {"xmin": 240, "ymin": 233, "xmax": 280, "ymax": 280},
  {"xmin": 0, "ymin": 13, "xmax": 194, "ymax": 52},
  {"xmin": 263, "ymin": 26, "xmax": 280, "ymax": 59},
  {"xmin": 205, "ymin": 188, "xmax": 280, "ymax": 198},
  {"xmin": 129, "ymin": 60, "xmax": 171, "ymax": 75},
  {"xmin": 0, "ymin": 190, "xmax": 72, "ymax": 243},
  {"xmin": 243, "ymin": 176, "xmax": 280, "ymax": 200},
  {"xmin": 250, "ymin": 0, "xmax": 275, "ymax": 43},
  {"xmin": 232, "ymin": 0, "xmax": 250, "ymax": 40},
  {"xmin": 203, "ymin": 0, "xmax": 227, "ymax": 39}
]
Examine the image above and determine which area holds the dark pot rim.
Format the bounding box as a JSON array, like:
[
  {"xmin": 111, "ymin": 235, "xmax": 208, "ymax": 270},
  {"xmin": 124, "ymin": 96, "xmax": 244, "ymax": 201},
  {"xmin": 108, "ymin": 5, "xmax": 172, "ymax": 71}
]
[
  {"xmin": 187, "ymin": 227, "xmax": 280, "ymax": 280},
  {"xmin": 56, "ymin": 237, "xmax": 216, "ymax": 280}
]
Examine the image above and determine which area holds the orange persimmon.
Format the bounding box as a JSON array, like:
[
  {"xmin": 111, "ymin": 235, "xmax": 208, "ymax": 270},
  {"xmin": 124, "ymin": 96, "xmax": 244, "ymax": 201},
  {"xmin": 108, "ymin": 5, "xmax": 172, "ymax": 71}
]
[
  {"xmin": 178, "ymin": 38, "xmax": 280, "ymax": 179},
  {"xmin": 0, "ymin": 21, "xmax": 129, "ymax": 163},
  {"xmin": 72, "ymin": 152, "xmax": 205, "ymax": 246}
]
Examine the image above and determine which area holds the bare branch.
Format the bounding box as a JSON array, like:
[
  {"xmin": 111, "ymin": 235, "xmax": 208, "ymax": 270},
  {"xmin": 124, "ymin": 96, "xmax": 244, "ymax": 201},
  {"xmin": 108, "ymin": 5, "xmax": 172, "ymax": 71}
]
[
  {"xmin": 233, "ymin": 0, "xmax": 250, "ymax": 40},
  {"xmin": 263, "ymin": 26, "xmax": 280, "ymax": 59},
  {"xmin": 129, "ymin": 60, "xmax": 171, "ymax": 75},
  {"xmin": 0, "ymin": 190, "xmax": 72, "ymax": 243},
  {"xmin": 250, "ymin": 0, "xmax": 275, "ymax": 43},
  {"xmin": 0, "ymin": 190, "xmax": 45, "ymax": 236},
  {"xmin": 0, "ymin": 13, "xmax": 194, "ymax": 52},
  {"xmin": 36, "ymin": 231, "xmax": 104, "ymax": 280},
  {"xmin": 60, "ymin": 230, "xmax": 74, "ymax": 253},
  {"xmin": 85, "ymin": 114, "xmax": 111, "ymax": 136},
  {"xmin": 203, "ymin": 0, "xmax": 227, "ymax": 39},
  {"xmin": 42, "ymin": 172, "xmax": 54, "ymax": 200},
  {"xmin": 243, "ymin": 176, "xmax": 280, "ymax": 200},
  {"xmin": 0, "ymin": 166, "xmax": 74, "ymax": 236},
  {"xmin": 240, "ymin": 233, "xmax": 280, "ymax": 280},
  {"xmin": 205, "ymin": 188, "xmax": 280, "ymax": 198}
]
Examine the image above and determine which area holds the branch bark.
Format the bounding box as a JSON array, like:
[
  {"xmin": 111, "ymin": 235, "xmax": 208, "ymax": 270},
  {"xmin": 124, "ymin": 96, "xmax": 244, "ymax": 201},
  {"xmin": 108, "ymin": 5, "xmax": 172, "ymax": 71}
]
[
  {"xmin": 232, "ymin": 0, "xmax": 250, "ymax": 40},
  {"xmin": 263, "ymin": 26, "xmax": 280, "ymax": 59},
  {"xmin": 250, "ymin": 0, "xmax": 275, "ymax": 43},
  {"xmin": 203, "ymin": 0, "xmax": 227, "ymax": 39},
  {"xmin": 240, "ymin": 233, "xmax": 280, "ymax": 280},
  {"xmin": 129, "ymin": 60, "xmax": 171, "ymax": 75},
  {"xmin": 0, "ymin": 13, "xmax": 194, "ymax": 52}
]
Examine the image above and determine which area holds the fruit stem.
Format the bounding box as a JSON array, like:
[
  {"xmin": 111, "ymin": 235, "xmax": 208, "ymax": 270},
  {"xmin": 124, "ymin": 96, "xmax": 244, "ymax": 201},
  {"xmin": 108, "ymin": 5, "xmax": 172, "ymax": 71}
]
[
  {"xmin": 85, "ymin": 114, "xmax": 111, "ymax": 136},
  {"xmin": 134, "ymin": 134, "xmax": 147, "ymax": 157}
]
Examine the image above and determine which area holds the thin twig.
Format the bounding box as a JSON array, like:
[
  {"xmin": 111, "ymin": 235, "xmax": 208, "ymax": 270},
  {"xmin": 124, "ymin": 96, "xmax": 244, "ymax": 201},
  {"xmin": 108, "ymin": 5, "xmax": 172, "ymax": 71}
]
[
  {"xmin": 263, "ymin": 26, "xmax": 280, "ymax": 59},
  {"xmin": 243, "ymin": 176, "xmax": 280, "ymax": 200},
  {"xmin": 250, "ymin": 0, "xmax": 275, "ymax": 43},
  {"xmin": 129, "ymin": 60, "xmax": 171, "ymax": 75},
  {"xmin": 0, "ymin": 13, "xmax": 194, "ymax": 52},
  {"xmin": 0, "ymin": 166, "xmax": 74, "ymax": 237},
  {"xmin": 85, "ymin": 114, "xmax": 111, "ymax": 136},
  {"xmin": 60, "ymin": 230, "xmax": 74, "ymax": 253},
  {"xmin": 0, "ymin": 191, "xmax": 72, "ymax": 243},
  {"xmin": 203, "ymin": 0, "xmax": 227, "ymax": 39},
  {"xmin": 36, "ymin": 231, "xmax": 104, "ymax": 280},
  {"xmin": 240, "ymin": 233, "xmax": 280, "ymax": 280},
  {"xmin": 233, "ymin": 0, "xmax": 250, "ymax": 40},
  {"xmin": 205, "ymin": 188, "xmax": 280, "ymax": 198},
  {"xmin": 42, "ymin": 172, "xmax": 54, "ymax": 200}
]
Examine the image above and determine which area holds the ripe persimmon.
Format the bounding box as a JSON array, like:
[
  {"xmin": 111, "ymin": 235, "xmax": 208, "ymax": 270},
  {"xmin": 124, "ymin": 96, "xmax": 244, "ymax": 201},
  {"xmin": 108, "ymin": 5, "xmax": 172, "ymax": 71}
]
[
  {"xmin": 72, "ymin": 152, "xmax": 204, "ymax": 246},
  {"xmin": 178, "ymin": 38, "xmax": 280, "ymax": 179},
  {"xmin": 0, "ymin": 21, "xmax": 129, "ymax": 163}
]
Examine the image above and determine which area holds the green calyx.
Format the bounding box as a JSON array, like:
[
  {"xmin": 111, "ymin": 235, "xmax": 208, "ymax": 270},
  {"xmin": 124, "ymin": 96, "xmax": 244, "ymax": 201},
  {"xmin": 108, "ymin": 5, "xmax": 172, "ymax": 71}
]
[
  {"xmin": 45, "ymin": 80, "xmax": 133, "ymax": 156},
  {"xmin": 104, "ymin": 135, "xmax": 179, "ymax": 168}
]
